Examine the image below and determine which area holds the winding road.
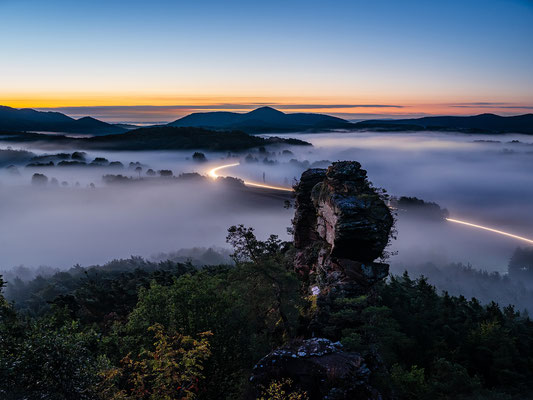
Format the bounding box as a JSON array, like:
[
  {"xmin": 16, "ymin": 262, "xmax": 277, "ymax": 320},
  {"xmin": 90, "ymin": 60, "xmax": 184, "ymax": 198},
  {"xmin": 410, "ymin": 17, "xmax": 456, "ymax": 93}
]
[
  {"xmin": 207, "ymin": 162, "xmax": 533, "ymax": 245},
  {"xmin": 208, "ymin": 162, "xmax": 293, "ymax": 192}
]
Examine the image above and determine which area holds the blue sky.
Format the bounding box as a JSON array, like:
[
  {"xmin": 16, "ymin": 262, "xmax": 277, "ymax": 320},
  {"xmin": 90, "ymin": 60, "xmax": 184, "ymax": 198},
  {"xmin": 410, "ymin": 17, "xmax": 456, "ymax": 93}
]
[{"xmin": 1, "ymin": 0, "xmax": 532, "ymax": 121}]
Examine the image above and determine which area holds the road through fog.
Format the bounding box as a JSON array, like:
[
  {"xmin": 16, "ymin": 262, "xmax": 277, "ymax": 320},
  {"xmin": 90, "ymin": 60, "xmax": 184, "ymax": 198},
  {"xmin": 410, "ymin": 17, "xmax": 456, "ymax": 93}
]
[
  {"xmin": 1, "ymin": 130, "xmax": 532, "ymax": 273},
  {"xmin": 209, "ymin": 158, "xmax": 533, "ymax": 262}
]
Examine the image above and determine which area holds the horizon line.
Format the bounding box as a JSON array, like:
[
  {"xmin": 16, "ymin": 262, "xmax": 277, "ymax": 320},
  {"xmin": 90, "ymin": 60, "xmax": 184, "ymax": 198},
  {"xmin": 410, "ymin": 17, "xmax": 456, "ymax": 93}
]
[{"xmin": 2, "ymin": 103, "xmax": 532, "ymax": 124}]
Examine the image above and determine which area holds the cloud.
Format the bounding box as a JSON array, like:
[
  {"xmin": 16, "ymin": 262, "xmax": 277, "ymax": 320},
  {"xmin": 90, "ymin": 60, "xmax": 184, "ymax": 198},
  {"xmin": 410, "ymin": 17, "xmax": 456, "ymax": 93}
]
[
  {"xmin": 268, "ymin": 104, "xmax": 405, "ymax": 109},
  {"xmin": 449, "ymin": 102, "xmax": 533, "ymax": 109}
]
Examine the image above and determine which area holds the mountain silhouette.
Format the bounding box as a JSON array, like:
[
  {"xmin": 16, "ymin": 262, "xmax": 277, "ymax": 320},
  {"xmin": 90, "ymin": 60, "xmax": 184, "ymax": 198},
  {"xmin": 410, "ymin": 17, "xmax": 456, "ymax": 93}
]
[
  {"xmin": 355, "ymin": 113, "xmax": 533, "ymax": 134},
  {"xmin": 0, "ymin": 106, "xmax": 126, "ymax": 135},
  {"xmin": 168, "ymin": 106, "xmax": 352, "ymax": 132}
]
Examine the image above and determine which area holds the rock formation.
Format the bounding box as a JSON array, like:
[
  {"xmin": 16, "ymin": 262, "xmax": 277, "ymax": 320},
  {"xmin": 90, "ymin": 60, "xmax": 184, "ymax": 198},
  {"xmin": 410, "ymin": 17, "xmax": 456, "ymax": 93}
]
[
  {"xmin": 249, "ymin": 161, "xmax": 394, "ymax": 399},
  {"xmin": 293, "ymin": 161, "xmax": 393, "ymax": 300},
  {"xmin": 250, "ymin": 338, "xmax": 379, "ymax": 400}
]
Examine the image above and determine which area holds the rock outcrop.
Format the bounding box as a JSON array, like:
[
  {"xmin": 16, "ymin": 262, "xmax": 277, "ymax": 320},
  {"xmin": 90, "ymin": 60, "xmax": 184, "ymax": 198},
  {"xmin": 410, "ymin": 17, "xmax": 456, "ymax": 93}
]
[
  {"xmin": 250, "ymin": 338, "xmax": 379, "ymax": 400},
  {"xmin": 293, "ymin": 161, "xmax": 393, "ymax": 299},
  {"xmin": 249, "ymin": 162, "xmax": 394, "ymax": 399}
]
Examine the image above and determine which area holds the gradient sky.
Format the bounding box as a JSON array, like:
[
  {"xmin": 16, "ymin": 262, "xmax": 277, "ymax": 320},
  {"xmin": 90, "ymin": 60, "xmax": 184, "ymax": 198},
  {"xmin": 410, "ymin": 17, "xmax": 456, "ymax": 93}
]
[{"xmin": 1, "ymin": 0, "xmax": 532, "ymax": 122}]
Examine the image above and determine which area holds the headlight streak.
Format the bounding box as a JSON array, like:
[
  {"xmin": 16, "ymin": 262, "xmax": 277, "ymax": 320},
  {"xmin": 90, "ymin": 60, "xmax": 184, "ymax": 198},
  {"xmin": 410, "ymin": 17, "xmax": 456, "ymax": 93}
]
[
  {"xmin": 446, "ymin": 218, "xmax": 533, "ymax": 245},
  {"xmin": 208, "ymin": 163, "xmax": 533, "ymax": 245},
  {"xmin": 207, "ymin": 162, "xmax": 293, "ymax": 192}
]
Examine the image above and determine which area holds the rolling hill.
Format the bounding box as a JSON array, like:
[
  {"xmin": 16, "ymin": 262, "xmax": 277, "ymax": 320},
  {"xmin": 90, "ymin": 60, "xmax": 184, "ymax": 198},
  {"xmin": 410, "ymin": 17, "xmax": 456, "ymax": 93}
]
[
  {"xmin": 0, "ymin": 126, "xmax": 312, "ymax": 151},
  {"xmin": 0, "ymin": 106, "xmax": 126, "ymax": 135},
  {"xmin": 168, "ymin": 106, "xmax": 353, "ymax": 132},
  {"xmin": 354, "ymin": 113, "xmax": 533, "ymax": 134}
]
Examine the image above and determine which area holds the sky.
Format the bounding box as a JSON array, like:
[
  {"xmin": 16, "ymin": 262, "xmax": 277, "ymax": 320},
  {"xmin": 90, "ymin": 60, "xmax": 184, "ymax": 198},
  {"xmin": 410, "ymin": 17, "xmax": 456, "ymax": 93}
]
[{"xmin": 1, "ymin": 0, "xmax": 532, "ymax": 122}]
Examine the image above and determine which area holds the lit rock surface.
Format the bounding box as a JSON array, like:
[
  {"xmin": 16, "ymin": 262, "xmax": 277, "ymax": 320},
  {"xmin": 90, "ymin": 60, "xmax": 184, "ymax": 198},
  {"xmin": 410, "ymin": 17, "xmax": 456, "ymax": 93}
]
[{"xmin": 293, "ymin": 161, "xmax": 393, "ymax": 295}]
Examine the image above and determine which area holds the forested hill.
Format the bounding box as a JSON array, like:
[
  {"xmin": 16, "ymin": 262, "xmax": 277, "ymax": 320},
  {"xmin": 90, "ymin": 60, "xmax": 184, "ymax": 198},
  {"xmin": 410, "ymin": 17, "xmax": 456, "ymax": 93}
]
[
  {"xmin": 168, "ymin": 106, "xmax": 353, "ymax": 133},
  {"xmin": 0, "ymin": 126, "xmax": 311, "ymax": 151},
  {"xmin": 0, "ymin": 105, "xmax": 126, "ymax": 135},
  {"xmin": 354, "ymin": 113, "xmax": 533, "ymax": 134},
  {"xmin": 2, "ymin": 245, "xmax": 533, "ymax": 399}
]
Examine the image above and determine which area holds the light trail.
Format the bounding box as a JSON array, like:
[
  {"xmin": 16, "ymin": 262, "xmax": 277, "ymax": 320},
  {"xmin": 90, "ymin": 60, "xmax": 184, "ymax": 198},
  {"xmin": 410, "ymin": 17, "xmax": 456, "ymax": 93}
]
[
  {"xmin": 209, "ymin": 163, "xmax": 533, "ymax": 245},
  {"xmin": 446, "ymin": 218, "xmax": 533, "ymax": 245},
  {"xmin": 208, "ymin": 162, "xmax": 240, "ymax": 179},
  {"xmin": 240, "ymin": 181, "xmax": 294, "ymax": 191},
  {"xmin": 207, "ymin": 162, "xmax": 293, "ymax": 192}
]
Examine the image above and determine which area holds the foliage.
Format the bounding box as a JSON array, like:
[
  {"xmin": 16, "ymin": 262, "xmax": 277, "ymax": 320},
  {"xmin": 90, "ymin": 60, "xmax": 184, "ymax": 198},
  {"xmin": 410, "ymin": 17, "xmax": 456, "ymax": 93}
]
[
  {"xmin": 2, "ymin": 233, "xmax": 533, "ymax": 399},
  {"xmin": 0, "ymin": 307, "xmax": 105, "ymax": 400},
  {"xmin": 4, "ymin": 257, "xmax": 196, "ymax": 319},
  {"xmin": 116, "ymin": 226, "xmax": 302, "ymax": 399},
  {"xmin": 508, "ymin": 246, "xmax": 533, "ymax": 283},
  {"xmin": 390, "ymin": 364, "xmax": 429, "ymax": 400},
  {"xmin": 99, "ymin": 324, "xmax": 211, "ymax": 400},
  {"xmin": 390, "ymin": 261, "xmax": 533, "ymax": 313},
  {"xmin": 0, "ymin": 127, "xmax": 312, "ymax": 151},
  {"xmin": 258, "ymin": 379, "xmax": 309, "ymax": 400},
  {"xmin": 377, "ymin": 273, "xmax": 533, "ymax": 397}
]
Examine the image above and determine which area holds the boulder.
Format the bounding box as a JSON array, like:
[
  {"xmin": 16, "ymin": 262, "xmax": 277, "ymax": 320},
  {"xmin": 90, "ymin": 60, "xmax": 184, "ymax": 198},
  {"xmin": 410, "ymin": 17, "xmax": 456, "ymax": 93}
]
[{"xmin": 249, "ymin": 338, "xmax": 380, "ymax": 400}]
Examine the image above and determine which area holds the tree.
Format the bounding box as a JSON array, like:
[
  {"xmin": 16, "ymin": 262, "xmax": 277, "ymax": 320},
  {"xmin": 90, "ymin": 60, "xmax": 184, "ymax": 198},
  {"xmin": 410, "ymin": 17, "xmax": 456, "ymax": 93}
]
[
  {"xmin": 508, "ymin": 247, "xmax": 533, "ymax": 282},
  {"xmin": 259, "ymin": 379, "xmax": 309, "ymax": 400},
  {"xmin": 31, "ymin": 173, "xmax": 48, "ymax": 186},
  {"xmin": 158, "ymin": 169, "xmax": 173, "ymax": 177},
  {"xmin": 226, "ymin": 225, "xmax": 300, "ymax": 340},
  {"xmin": 0, "ymin": 314, "xmax": 104, "ymax": 400},
  {"xmin": 99, "ymin": 324, "xmax": 211, "ymax": 400},
  {"xmin": 226, "ymin": 225, "xmax": 285, "ymax": 264},
  {"xmin": 192, "ymin": 152, "xmax": 207, "ymax": 162}
]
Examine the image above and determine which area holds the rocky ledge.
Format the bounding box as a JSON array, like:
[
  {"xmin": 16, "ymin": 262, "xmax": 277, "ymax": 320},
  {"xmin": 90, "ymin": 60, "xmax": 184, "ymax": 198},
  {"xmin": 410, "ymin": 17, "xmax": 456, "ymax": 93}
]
[{"xmin": 250, "ymin": 338, "xmax": 380, "ymax": 400}]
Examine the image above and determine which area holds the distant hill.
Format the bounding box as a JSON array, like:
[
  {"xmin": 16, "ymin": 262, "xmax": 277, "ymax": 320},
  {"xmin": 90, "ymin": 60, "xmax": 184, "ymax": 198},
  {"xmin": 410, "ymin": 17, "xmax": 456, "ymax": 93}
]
[
  {"xmin": 0, "ymin": 126, "xmax": 312, "ymax": 151},
  {"xmin": 355, "ymin": 113, "xmax": 533, "ymax": 134},
  {"xmin": 0, "ymin": 106, "xmax": 126, "ymax": 135},
  {"xmin": 168, "ymin": 106, "xmax": 353, "ymax": 132},
  {"xmin": 113, "ymin": 123, "xmax": 142, "ymax": 130}
]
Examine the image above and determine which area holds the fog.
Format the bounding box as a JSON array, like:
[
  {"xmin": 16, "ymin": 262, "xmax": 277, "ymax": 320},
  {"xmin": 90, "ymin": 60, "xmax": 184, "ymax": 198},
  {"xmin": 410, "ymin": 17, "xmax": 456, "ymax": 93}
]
[
  {"xmin": 0, "ymin": 145, "xmax": 294, "ymax": 269},
  {"xmin": 270, "ymin": 131, "xmax": 533, "ymax": 273},
  {"xmin": 1, "ymin": 130, "xmax": 532, "ymax": 277}
]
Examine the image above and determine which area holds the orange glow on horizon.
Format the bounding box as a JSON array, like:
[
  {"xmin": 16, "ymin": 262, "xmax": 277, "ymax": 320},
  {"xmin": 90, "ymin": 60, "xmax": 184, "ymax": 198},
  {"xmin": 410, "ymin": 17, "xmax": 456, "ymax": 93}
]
[{"xmin": 1, "ymin": 93, "xmax": 531, "ymax": 117}]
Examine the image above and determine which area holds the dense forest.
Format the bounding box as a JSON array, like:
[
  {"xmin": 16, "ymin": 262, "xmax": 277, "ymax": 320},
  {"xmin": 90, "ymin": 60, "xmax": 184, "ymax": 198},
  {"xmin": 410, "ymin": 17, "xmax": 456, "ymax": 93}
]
[
  {"xmin": 1, "ymin": 226, "xmax": 533, "ymax": 399},
  {"xmin": 0, "ymin": 126, "xmax": 311, "ymax": 151}
]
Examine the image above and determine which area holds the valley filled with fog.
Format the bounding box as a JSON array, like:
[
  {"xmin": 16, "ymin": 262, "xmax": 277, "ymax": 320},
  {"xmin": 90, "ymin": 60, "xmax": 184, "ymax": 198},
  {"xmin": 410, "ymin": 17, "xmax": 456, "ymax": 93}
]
[{"xmin": 1, "ymin": 130, "xmax": 532, "ymax": 278}]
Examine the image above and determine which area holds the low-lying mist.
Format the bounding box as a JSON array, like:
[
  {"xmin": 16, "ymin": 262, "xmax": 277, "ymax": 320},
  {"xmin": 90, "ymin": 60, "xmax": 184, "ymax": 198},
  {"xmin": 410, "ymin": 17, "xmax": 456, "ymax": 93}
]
[
  {"xmin": 1, "ymin": 131, "xmax": 532, "ymax": 281},
  {"xmin": 268, "ymin": 131, "xmax": 533, "ymax": 273},
  {"xmin": 0, "ymin": 179, "xmax": 292, "ymax": 268}
]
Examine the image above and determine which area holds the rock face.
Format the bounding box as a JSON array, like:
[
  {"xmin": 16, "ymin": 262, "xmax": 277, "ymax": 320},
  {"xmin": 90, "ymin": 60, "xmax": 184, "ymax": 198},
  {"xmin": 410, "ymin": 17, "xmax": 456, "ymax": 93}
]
[
  {"xmin": 293, "ymin": 161, "xmax": 393, "ymax": 298},
  {"xmin": 250, "ymin": 338, "xmax": 379, "ymax": 400},
  {"xmin": 249, "ymin": 162, "xmax": 393, "ymax": 399}
]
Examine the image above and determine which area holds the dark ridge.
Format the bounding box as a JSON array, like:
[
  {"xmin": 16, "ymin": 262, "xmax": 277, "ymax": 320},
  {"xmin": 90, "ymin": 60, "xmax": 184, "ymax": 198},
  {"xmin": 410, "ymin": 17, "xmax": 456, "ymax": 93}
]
[
  {"xmin": 355, "ymin": 113, "xmax": 533, "ymax": 134},
  {"xmin": 0, "ymin": 105, "xmax": 126, "ymax": 135},
  {"xmin": 168, "ymin": 106, "xmax": 353, "ymax": 133},
  {"xmin": 0, "ymin": 126, "xmax": 312, "ymax": 151}
]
